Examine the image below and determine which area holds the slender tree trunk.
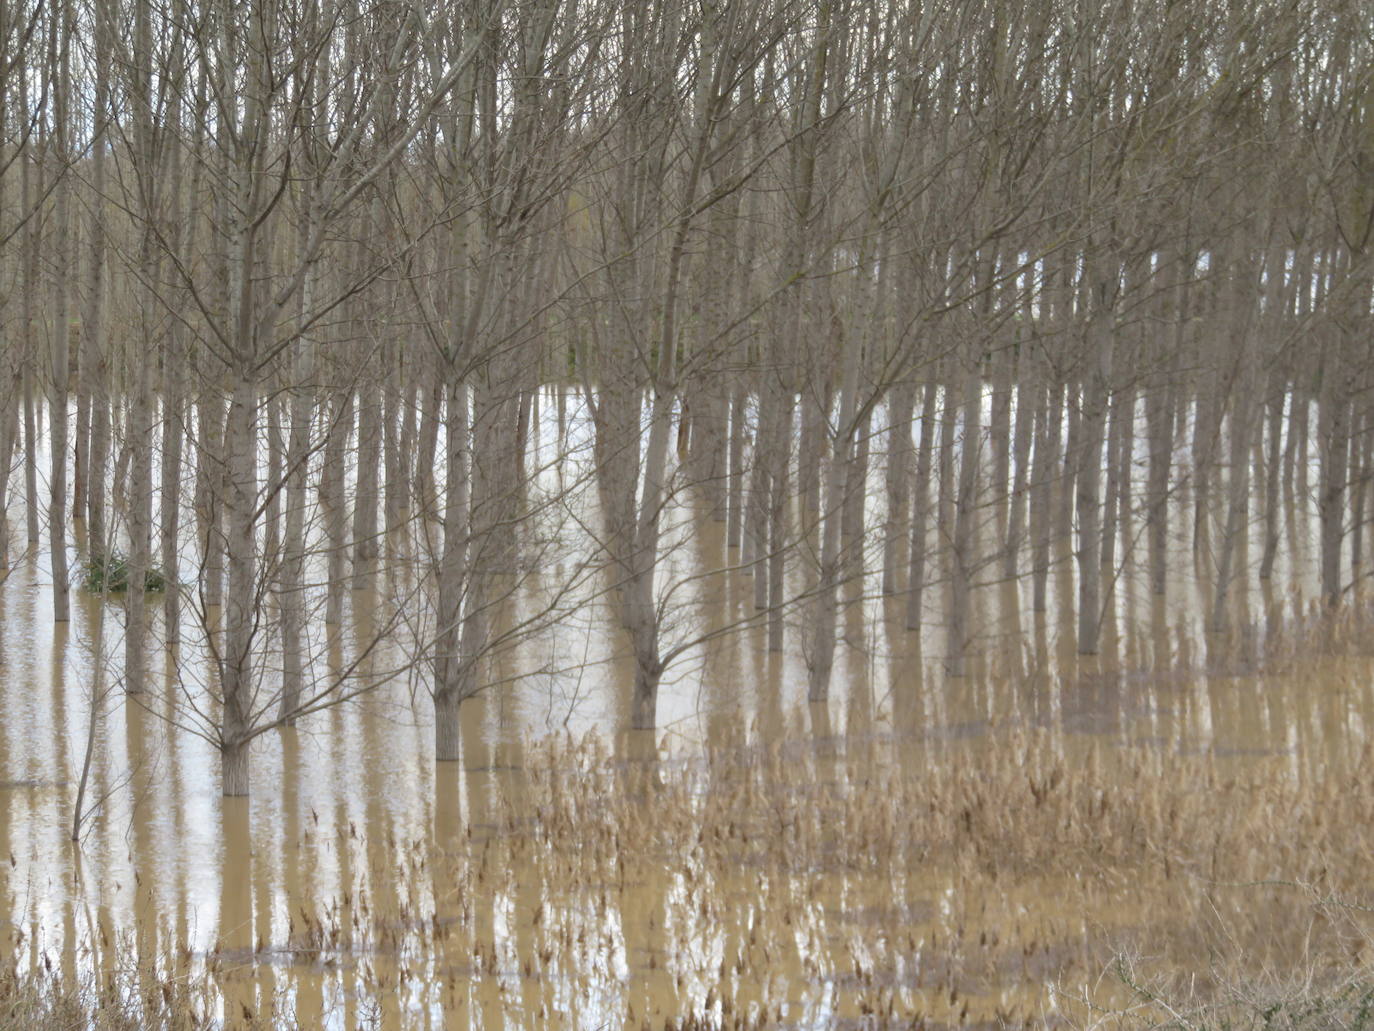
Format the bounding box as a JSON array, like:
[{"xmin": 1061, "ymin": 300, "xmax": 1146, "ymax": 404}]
[
  {"xmin": 1030, "ymin": 377, "xmax": 1055, "ymax": 611},
  {"xmin": 414, "ymin": 369, "xmax": 444, "ymax": 517},
  {"xmin": 807, "ymin": 316, "xmax": 861, "ymax": 702},
  {"xmin": 840, "ymin": 405, "xmax": 871, "ymax": 581},
  {"xmin": 279, "ymin": 267, "xmax": 318, "ymax": 724},
  {"xmin": 160, "ymin": 389, "xmax": 183, "ymax": 644},
  {"xmin": 0, "ymin": 366, "xmax": 13, "ymax": 567},
  {"xmin": 48, "ymin": 45, "xmax": 72, "ymax": 625},
  {"xmin": 1004, "ymin": 334, "xmax": 1036, "ymax": 580},
  {"xmin": 435, "ymin": 370, "xmax": 469, "ymax": 761},
  {"xmin": 936, "ymin": 364, "xmax": 957, "ymax": 564},
  {"xmin": 1101, "ymin": 383, "xmax": 1130, "ymax": 574},
  {"xmin": 747, "ymin": 390, "xmax": 770, "ymax": 608},
  {"xmin": 726, "ymin": 387, "xmax": 746, "ymax": 551},
  {"xmin": 989, "ymin": 335, "xmax": 1013, "ymax": 528},
  {"xmin": 905, "ymin": 377, "xmax": 938, "ymax": 630},
  {"xmin": 196, "ymin": 392, "xmax": 225, "ymax": 611},
  {"xmin": 797, "ymin": 383, "xmax": 824, "ymax": 537},
  {"xmin": 882, "ymin": 379, "xmax": 916, "ymax": 595},
  {"xmin": 124, "ymin": 295, "xmax": 153, "ymax": 692},
  {"xmin": 1209, "ymin": 253, "xmax": 1259, "ymax": 631},
  {"xmin": 263, "ymin": 395, "xmax": 283, "ymax": 562},
  {"xmin": 353, "ymin": 373, "xmax": 381, "ymax": 590},
  {"xmin": 20, "ymin": 65, "xmax": 41, "ymax": 550},
  {"xmin": 221, "ymin": 369, "xmax": 257, "ymax": 796},
  {"xmin": 383, "ymin": 338, "xmax": 405, "ymax": 531},
  {"xmin": 87, "ymin": 368, "xmax": 109, "ymax": 550},
  {"xmin": 1145, "ymin": 377, "xmax": 1175, "ymax": 595},
  {"xmin": 1074, "ymin": 251, "xmax": 1114, "ymax": 654},
  {"xmin": 23, "ymin": 362, "xmax": 39, "ymax": 545},
  {"xmin": 1349, "ymin": 410, "xmax": 1367, "ymax": 588},
  {"xmin": 322, "ymin": 388, "xmax": 353, "ymax": 625},
  {"xmin": 1258, "ymin": 383, "xmax": 1285, "ymax": 580},
  {"xmin": 946, "ymin": 363, "xmax": 981, "ymax": 676},
  {"xmin": 766, "ymin": 388, "xmax": 794, "ymax": 652},
  {"xmin": 1318, "ymin": 362, "xmax": 1350, "ymax": 608}
]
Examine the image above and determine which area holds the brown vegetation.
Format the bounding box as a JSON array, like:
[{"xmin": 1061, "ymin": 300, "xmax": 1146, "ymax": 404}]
[{"xmin": 7, "ymin": 719, "xmax": 1374, "ymax": 1028}]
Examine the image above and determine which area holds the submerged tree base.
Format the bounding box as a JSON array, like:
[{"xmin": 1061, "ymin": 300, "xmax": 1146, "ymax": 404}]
[{"xmin": 7, "ymin": 721, "xmax": 1374, "ymax": 1028}]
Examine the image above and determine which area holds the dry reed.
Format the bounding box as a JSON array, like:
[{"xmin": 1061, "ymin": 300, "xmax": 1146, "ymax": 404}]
[{"xmin": 8, "ymin": 722, "xmax": 1374, "ymax": 1028}]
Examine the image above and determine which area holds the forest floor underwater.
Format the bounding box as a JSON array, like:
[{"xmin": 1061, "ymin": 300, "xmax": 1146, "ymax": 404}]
[{"xmin": 4, "ymin": 610, "xmax": 1374, "ymax": 1031}]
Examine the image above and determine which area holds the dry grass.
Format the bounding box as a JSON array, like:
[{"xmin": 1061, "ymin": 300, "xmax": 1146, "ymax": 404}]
[
  {"xmin": 8, "ymin": 723, "xmax": 1374, "ymax": 1028},
  {"xmin": 0, "ymin": 962, "xmax": 228, "ymax": 1031}
]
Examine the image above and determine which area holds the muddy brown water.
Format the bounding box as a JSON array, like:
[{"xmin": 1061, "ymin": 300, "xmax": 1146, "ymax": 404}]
[{"xmin": 1, "ymin": 413, "xmax": 1371, "ymax": 1028}]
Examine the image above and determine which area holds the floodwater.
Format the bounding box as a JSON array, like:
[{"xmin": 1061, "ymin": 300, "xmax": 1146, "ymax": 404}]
[{"xmin": 0, "ymin": 389, "xmax": 1372, "ymax": 1028}]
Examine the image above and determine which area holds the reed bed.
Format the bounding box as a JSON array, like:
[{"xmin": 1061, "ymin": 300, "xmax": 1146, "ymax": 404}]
[{"xmin": 7, "ymin": 723, "xmax": 1374, "ymax": 1028}]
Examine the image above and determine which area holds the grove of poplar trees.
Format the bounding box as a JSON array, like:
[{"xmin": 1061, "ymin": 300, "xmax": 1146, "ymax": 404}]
[{"xmin": 0, "ymin": 0, "xmax": 1372, "ymax": 796}]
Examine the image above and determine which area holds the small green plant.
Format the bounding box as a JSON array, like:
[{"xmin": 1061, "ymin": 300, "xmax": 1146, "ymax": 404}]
[{"xmin": 83, "ymin": 552, "xmax": 167, "ymax": 594}]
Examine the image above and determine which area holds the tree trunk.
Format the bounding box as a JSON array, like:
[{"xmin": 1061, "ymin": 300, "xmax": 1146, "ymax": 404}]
[
  {"xmin": 946, "ymin": 364, "xmax": 981, "ymax": 676},
  {"xmin": 904, "ymin": 378, "xmax": 938, "ymax": 630},
  {"xmin": 1258, "ymin": 384, "xmax": 1285, "ymax": 580},
  {"xmin": 279, "ymin": 272, "xmax": 318, "ymax": 725},
  {"xmin": 1101, "ymin": 384, "xmax": 1130, "ymax": 575},
  {"xmin": 807, "ymin": 317, "xmax": 861, "ymax": 702},
  {"xmin": 353, "ymin": 371, "xmax": 381, "ymax": 590},
  {"xmin": 435, "ymin": 687, "xmax": 461, "ymax": 762},
  {"xmin": 221, "ymin": 371, "xmax": 258, "ymax": 796},
  {"xmin": 881, "ymin": 379, "xmax": 916, "ymax": 595},
  {"xmin": 1318, "ymin": 369, "xmax": 1350, "ymax": 608},
  {"xmin": 197, "ymin": 392, "xmax": 225, "ymax": 611},
  {"xmin": 726, "ymin": 387, "xmax": 746, "ymax": 551},
  {"xmin": 1074, "ymin": 250, "xmax": 1114, "ymax": 654},
  {"xmin": 322, "ymin": 389, "xmax": 353, "ymax": 625},
  {"xmin": 1003, "ymin": 341, "xmax": 1036, "ymax": 581},
  {"xmin": 48, "ymin": 163, "xmax": 72, "ymax": 623},
  {"xmin": 1032, "ymin": 380, "xmax": 1064, "ymax": 612},
  {"xmin": 434, "ymin": 371, "xmax": 469, "ymax": 761},
  {"xmin": 22, "ymin": 363, "xmax": 39, "ymax": 545}
]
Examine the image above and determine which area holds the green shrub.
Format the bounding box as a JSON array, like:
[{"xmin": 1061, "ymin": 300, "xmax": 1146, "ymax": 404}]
[{"xmin": 83, "ymin": 552, "xmax": 167, "ymax": 593}]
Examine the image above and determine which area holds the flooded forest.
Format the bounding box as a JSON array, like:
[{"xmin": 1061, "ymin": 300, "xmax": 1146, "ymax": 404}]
[{"xmin": 3, "ymin": 0, "xmax": 1374, "ymax": 1026}]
